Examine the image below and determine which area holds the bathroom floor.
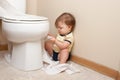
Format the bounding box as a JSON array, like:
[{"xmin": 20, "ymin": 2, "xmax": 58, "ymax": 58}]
[{"xmin": 0, "ymin": 51, "xmax": 114, "ymax": 80}]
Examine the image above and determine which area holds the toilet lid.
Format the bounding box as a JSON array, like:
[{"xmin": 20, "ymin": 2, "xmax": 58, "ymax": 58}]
[{"xmin": 2, "ymin": 14, "xmax": 48, "ymax": 22}]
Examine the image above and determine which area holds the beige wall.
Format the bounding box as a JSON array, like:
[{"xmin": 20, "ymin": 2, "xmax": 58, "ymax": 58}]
[
  {"xmin": 1, "ymin": 0, "xmax": 119, "ymax": 71},
  {"xmin": 26, "ymin": 0, "xmax": 38, "ymax": 15},
  {"xmin": 35, "ymin": 0, "xmax": 120, "ymax": 71}
]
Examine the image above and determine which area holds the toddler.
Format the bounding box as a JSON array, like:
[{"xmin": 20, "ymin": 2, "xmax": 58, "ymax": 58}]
[{"xmin": 45, "ymin": 12, "xmax": 76, "ymax": 64}]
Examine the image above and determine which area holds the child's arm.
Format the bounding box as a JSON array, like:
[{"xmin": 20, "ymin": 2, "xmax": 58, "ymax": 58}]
[
  {"xmin": 47, "ymin": 34, "xmax": 71, "ymax": 50},
  {"xmin": 54, "ymin": 39, "xmax": 70, "ymax": 50}
]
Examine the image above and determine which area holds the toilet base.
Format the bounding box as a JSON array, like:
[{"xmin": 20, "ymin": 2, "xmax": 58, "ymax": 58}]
[{"xmin": 5, "ymin": 41, "xmax": 44, "ymax": 71}]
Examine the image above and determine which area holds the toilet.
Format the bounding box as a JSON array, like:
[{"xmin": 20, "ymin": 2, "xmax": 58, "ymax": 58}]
[{"xmin": 0, "ymin": 0, "xmax": 49, "ymax": 71}]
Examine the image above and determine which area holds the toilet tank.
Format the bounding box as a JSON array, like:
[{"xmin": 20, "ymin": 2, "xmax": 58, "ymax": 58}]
[
  {"xmin": 6, "ymin": 0, "xmax": 26, "ymax": 13},
  {"xmin": 0, "ymin": 0, "xmax": 26, "ymax": 18}
]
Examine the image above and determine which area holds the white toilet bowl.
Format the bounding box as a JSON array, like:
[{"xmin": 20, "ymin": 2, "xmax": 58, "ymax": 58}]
[{"xmin": 2, "ymin": 15, "xmax": 49, "ymax": 71}]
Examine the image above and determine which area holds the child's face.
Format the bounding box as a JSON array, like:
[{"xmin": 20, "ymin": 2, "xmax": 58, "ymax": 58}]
[{"xmin": 56, "ymin": 22, "xmax": 72, "ymax": 35}]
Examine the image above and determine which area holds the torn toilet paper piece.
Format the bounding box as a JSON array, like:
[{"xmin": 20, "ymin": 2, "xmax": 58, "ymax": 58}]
[
  {"xmin": 45, "ymin": 63, "xmax": 69, "ymax": 75},
  {"xmin": 42, "ymin": 50, "xmax": 82, "ymax": 75},
  {"xmin": 65, "ymin": 63, "xmax": 81, "ymax": 74},
  {"xmin": 42, "ymin": 50, "xmax": 58, "ymax": 65}
]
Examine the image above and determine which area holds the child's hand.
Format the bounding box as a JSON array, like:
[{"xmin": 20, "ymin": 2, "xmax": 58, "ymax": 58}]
[
  {"xmin": 47, "ymin": 35, "xmax": 53, "ymax": 39},
  {"xmin": 47, "ymin": 34, "xmax": 56, "ymax": 42},
  {"xmin": 47, "ymin": 35, "xmax": 56, "ymax": 42}
]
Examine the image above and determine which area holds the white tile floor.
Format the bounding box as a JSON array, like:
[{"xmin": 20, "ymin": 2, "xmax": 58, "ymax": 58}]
[{"xmin": 0, "ymin": 51, "xmax": 114, "ymax": 80}]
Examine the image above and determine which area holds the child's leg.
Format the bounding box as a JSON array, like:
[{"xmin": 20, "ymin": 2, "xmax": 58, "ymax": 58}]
[
  {"xmin": 45, "ymin": 40, "xmax": 53, "ymax": 56},
  {"xmin": 59, "ymin": 49, "xmax": 69, "ymax": 64}
]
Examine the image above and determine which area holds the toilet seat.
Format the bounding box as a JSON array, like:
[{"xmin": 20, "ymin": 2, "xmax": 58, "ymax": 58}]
[{"xmin": 2, "ymin": 14, "xmax": 48, "ymax": 23}]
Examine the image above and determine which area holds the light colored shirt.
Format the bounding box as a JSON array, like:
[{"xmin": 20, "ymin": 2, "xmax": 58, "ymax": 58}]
[{"xmin": 53, "ymin": 32, "xmax": 74, "ymax": 53}]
